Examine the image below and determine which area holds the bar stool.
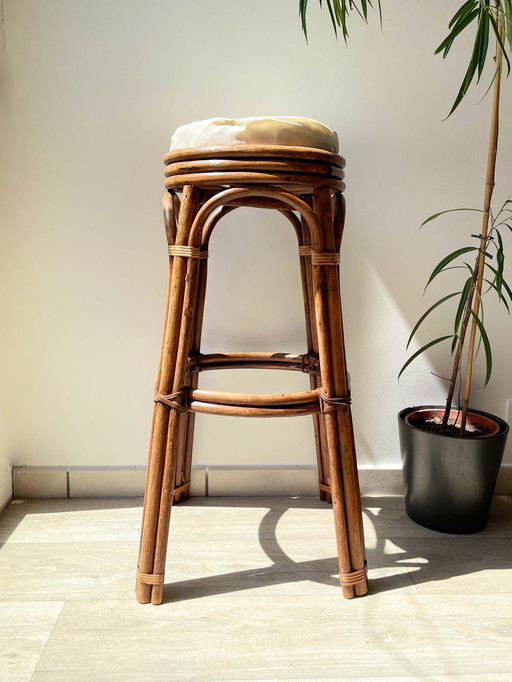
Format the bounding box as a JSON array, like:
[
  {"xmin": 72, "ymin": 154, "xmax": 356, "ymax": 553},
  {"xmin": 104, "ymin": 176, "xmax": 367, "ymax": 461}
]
[{"xmin": 136, "ymin": 117, "xmax": 368, "ymax": 605}]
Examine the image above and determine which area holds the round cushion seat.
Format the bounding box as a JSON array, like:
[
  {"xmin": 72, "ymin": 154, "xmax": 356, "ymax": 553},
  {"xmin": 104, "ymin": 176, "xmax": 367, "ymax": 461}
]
[{"xmin": 170, "ymin": 116, "xmax": 339, "ymax": 154}]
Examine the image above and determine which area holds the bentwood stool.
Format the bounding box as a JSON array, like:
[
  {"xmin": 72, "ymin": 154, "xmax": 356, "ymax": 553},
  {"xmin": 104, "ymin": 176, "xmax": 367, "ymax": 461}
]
[{"xmin": 136, "ymin": 117, "xmax": 368, "ymax": 605}]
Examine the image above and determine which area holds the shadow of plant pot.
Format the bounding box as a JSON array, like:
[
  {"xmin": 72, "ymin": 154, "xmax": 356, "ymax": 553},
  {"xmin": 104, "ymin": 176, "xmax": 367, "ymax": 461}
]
[{"xmin": 398, "ymin": 405, "xmax": 509, "ymax": 534}]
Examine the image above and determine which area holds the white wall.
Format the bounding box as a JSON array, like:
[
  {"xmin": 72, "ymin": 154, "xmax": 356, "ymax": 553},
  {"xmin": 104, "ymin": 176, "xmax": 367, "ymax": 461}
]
[{"xmin": 1, "ymin": 0, "xmax": 511, "ymax": 473}]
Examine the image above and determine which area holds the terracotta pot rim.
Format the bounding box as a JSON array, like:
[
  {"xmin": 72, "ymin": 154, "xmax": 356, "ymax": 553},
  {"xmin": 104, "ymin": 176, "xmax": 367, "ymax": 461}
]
[{"xmin": 401, "ymin": 406, "xmax": 505, "ymax": 439}]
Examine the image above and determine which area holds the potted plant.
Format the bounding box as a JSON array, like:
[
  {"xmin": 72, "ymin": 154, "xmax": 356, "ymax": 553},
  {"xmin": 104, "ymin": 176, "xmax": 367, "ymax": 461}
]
[{"xmin": 299, "ymin": 1, "xmax": 511, "ymax": 533}]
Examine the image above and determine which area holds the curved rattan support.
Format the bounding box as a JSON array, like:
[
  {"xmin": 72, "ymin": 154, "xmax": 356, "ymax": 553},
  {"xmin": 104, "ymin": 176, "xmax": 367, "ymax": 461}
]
[
  {"xmin": 190, "ymin": 402, "xmax": 319, "ymax": 418},
  {"xmin": 163, "ymin": 191, "xmax": 179, "ymax": 245},
  {"xmin": 166, "ymin": 172, "xmax": 344, "ymax": 193},
  {"xmin": 187, "ymin": 352, "xmax": 319, "ymax": 374},
  {"xmin": 188, "ymin": 186, "xmax": 325, "ymax": 252},
  {"xmin": 164, "ymin": 144, "xmax": 346, "ymax": 167},
  {"xmin": 190, "ymin": 387, "xmax": 320, "ymax": 408},
  {"xmin": 165, "ymin": 158, "xmax": 345, "ymax": 180}
]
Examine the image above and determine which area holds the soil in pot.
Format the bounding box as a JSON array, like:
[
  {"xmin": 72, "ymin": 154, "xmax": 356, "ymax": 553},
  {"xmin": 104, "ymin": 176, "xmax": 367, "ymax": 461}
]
[{"xmin": 405, "ymin": 407, "xmax": 501, "ymax": 438}]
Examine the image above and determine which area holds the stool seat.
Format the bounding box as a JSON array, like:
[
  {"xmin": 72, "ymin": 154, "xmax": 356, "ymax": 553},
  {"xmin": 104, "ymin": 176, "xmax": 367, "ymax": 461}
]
[{"xmin": 170, "ymin": 116, "xmax": 339, "ymax": 154}]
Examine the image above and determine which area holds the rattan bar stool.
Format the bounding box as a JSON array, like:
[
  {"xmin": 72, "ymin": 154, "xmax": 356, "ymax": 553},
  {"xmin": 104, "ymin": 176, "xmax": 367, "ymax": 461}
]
[{"xmin": 136, "ymin": 117, "xmax": 368, "ymax": 604}]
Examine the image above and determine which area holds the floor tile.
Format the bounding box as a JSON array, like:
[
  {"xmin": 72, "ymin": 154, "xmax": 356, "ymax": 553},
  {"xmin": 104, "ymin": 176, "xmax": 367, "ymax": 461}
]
[
  {"xmin": 31, "ymin": 595, "xmax": 512, "ymax": 681},
  {"xmin": 394, "ymin": 536, "xmax": 512, "ymax": 594},
  {"xmin": 0, "ymin": 602, "xmax": 64, "ymax": 682}
]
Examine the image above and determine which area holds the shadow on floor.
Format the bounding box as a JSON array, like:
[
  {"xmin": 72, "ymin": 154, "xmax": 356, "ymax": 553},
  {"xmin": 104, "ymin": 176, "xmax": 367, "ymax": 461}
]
[{"xmin": 162, "ymin": 495, "xmax": 512, "ymax": 603}]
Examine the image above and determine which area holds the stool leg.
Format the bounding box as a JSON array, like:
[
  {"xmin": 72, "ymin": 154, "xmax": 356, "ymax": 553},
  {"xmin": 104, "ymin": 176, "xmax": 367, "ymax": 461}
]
[
  {"xmin": 136, "ymin": 186, "xmax": 200, "ymax": 604},
  {"xmin": 174, "ymin": 253, "xmax": 209, "ymax": 502},
  {"xmin": 312, "ymin": 188, "xmax": 368, "ymax": 598},
  {"xmin": 299, "ymin": 215, "xmax": 331, "ymax": 503}
]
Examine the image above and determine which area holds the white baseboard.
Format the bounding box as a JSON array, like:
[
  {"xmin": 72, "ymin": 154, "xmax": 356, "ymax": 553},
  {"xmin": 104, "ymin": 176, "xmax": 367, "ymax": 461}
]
[{"xmin": 11, "ymin": 464, "xmax": 512, "ymax": 499}]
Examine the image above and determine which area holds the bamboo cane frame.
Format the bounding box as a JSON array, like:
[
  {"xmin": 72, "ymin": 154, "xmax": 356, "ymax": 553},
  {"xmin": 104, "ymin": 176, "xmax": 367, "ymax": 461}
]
[{"xmin": 137, "ymin": 147, "xmax": 368, "ymax": 604}]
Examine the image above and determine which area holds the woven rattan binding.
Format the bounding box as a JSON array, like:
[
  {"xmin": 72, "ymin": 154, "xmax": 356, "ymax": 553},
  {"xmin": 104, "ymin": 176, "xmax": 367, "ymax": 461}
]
[
  {"xmin": 320, "ymin": 391, "xmax": 352, "ymax": 414},
  {"xmin": 310, "ymin": 251, "xmax": 340, "ymax": 265},
  {"xmin": 154, "ymin": 390, "xmax": 186, "ymax": 412},
  {"xmin": 339, "ymin": 562, "xmax": 368, "ymax": 587},
  {"xmin": 168, "ymin": 245, "xmax": 208, "ymax": 259},
  {"xmin": 137, "ymin": 570, "xmax": 164, "ymax": 586}
]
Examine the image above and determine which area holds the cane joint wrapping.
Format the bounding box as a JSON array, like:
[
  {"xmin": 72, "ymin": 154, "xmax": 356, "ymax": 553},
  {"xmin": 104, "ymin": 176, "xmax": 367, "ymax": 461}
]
[
  {"xmin": 137, "ymin": 570, "xmax": 164, "ymax": 586},
  {"xmin": 154, "ymin": 390, "xmax": 186, "ymax": 412},
  {"xmin": 168, "ymin": 245, "xmax": 208, "ymax": 259},
  {"xmin": 339, "ymin": 562, "xmax": 368, "ymax": 587},
  {"xmin": 301, "ymin": 352, "xmax": 320, "ymax": 375},
  {"xmin": 310, "ymin": 251, "xmax": 340, "ymax": 265},
  {"xmin": 320, "ymin": 391, "xmax": 352, "ymax": 414}
]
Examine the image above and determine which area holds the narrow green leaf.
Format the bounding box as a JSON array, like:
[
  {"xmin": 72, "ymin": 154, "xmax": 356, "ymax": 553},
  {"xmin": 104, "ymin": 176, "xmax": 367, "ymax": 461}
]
[
  {"xmin": 448, "ymin": 0, "xmax": 479, "ymax": 30},
  {"xmin": 488, "ymin": 11, "xmax": 511, "ymax": 75},
  {"xmin": 406, "ymin": 292, "xmax": 461, "ymax": 349},
  {"xmin": 486, "ymin": 262, "xmax": 512, "ymax": 304},
  {"xmin": 435, "ymin": 7, "xmax": 480, "ymax": 56},
  {"xmin": 484, "ymin": 278, "xmax": 510, "ymax": 312},
  {"xmin": 470, "ymin": 311, "xmax": 492, "ymax": 386},
  {"xmin": 454, "ymin": 277, "xmax": 473, "ymax": 334},
  {"xmin": 451, "ymin": 334, "xmax": 459, "ymax": 355},
  {"xmin": 420, "ymin": 207, "xmax": 484, "ymax": 228},
  {"xmin": 495, "ymin": 230, "xmax": 505, "ymax": 298},
  {"xmin": 477, "ymin": 11, "xmax": 490, "ymax": 80},
  {"xmin": 425, "ymin": 247, "xmax": 478, "ymax": 288},
  {"xmin": 398, "ymin": 335, "xmax": 454, "ymax": 382}
]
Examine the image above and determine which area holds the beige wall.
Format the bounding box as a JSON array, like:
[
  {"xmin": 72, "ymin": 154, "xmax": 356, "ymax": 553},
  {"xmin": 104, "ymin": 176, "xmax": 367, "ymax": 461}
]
[{"xmin": 1, "ymin": 0, "xmax": 511, "ymax": 473}]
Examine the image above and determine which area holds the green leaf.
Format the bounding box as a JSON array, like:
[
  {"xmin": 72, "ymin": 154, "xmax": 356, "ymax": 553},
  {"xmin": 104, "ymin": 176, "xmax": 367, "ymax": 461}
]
[
  {"xmin": 454, "ymin": 277, "xmax": 473, "ymax": 334},
  {"xmin": 448, "ymin": 0, "xmax": 479, "ymax": 31},
  {"xmin": 484, "ymin": 278, "xmax": 510, "ymax": 312},
  {"xmin": 436, "ymin": 7, "xmax": 479, "ymax": 57},
  {"xmin": 488, "ymin": 11, "xmax": 511, "ymax": 75},
  {"xmin": 470, "ymin": 311, "xmax": 492, "ymax": 387},
  {"xmin": 406, "ymin": 292, "xmax": 461, "ymax": 349},
  {"xmin": 486, "ymin": 262, "xmax": 512, "ymax": 304},
  {"xmin": 398, "ymin": 335, "xmax": 454, "ymax": 382},
  {"xmin": 425, "ymin": 247, "xmax": 478, "ymax": 288},
  {"xmin": 476, "ymin": 10, "xmax": 490, "ymax": 80},
  {"xmin": 299, "ymin": 0, "xmax": 309, "ymax": 40},
  {"xmin": 495, "ymin": 229, "xmax": 505, "ymax": 298},
  {"xmin": 420, "ymin": 207, "xmax": 484, "ymax": 228},
  {"xmin": 451, "ymin": 334, "xmax": 459, "ymax": 355}
]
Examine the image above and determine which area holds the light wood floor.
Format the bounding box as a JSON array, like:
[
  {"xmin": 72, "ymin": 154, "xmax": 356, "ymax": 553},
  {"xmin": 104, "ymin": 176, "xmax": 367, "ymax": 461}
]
[{"xmin": 0, "ymin": 495, "xmax": 511, "ymax": 681}]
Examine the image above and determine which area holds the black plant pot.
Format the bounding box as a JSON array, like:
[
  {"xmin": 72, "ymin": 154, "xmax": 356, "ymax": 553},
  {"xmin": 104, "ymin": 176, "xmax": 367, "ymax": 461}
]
[{"xmin": 398, "ymin": 405, "xmax": 509, "ymax": 534}]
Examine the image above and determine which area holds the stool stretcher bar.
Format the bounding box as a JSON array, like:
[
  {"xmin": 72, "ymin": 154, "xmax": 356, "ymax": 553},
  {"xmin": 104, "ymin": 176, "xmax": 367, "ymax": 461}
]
[{"xmin": 187, "ymin": 351, "xmax": 320, "ymax": 374}]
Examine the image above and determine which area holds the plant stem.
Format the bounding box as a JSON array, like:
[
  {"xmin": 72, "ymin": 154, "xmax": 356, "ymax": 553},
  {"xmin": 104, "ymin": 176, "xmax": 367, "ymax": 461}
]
[
  {"xmin": 442, "ymin": 8, "xmax": 503, "ymax": 434},
  {"xmin": 459, "ymin": 16, "xmax": 503, "ymax": 435}
]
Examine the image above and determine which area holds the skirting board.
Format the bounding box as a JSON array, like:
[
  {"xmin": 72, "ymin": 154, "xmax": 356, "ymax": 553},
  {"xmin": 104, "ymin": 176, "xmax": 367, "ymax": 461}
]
[{"xmin": 11, "ymin": 465, "xmax": 512, "ymax": 499}]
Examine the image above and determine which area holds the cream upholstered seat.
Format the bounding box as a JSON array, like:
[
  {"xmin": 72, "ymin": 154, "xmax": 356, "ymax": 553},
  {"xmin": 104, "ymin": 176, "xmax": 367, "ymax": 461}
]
[{"xmin": 170, "ymin": 116, "xmax": 339, "ymax": 154}]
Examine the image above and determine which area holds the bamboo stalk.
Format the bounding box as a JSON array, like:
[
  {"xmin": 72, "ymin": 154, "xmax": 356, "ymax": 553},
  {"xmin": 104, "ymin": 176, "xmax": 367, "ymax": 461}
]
[{"xmin": 460, "ymin": 20, "xmax": 502, "ymax": 433}]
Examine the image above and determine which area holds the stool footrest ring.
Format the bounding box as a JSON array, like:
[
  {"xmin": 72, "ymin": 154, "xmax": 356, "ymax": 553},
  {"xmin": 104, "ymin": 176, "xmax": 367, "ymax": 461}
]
[{"xmin": 187, "ymin": 352, "xmax": 320, "ymax": 375}]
